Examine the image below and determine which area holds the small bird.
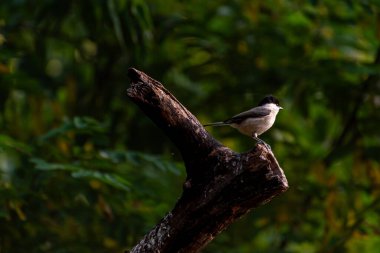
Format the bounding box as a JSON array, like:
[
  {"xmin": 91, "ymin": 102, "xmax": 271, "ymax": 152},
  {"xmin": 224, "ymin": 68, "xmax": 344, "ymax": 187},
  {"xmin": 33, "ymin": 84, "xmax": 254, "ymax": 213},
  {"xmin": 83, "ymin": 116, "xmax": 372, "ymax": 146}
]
[{"xmin": 204, "ymin": 95, "xmax": 283, "ymax": 149}]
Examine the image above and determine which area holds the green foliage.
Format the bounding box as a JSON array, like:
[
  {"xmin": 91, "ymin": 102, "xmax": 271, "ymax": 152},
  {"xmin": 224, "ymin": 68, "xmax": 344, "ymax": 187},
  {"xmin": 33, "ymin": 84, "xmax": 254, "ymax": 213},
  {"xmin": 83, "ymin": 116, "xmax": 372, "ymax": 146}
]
[
  {"xmin": 0, "ymin": 116, "xmax": 184, "ymax": 252},
  {"xmin": 1, "ymin": 0, "xmax": 380, "ymax": 252}
]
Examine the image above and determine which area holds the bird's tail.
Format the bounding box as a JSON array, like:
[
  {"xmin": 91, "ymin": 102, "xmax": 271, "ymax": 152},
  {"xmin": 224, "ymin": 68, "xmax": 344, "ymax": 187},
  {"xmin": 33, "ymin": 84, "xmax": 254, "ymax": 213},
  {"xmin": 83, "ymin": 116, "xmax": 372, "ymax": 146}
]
[{"xmin": 203, "ymin": 122, "xmax": 229, "ymax": 127}]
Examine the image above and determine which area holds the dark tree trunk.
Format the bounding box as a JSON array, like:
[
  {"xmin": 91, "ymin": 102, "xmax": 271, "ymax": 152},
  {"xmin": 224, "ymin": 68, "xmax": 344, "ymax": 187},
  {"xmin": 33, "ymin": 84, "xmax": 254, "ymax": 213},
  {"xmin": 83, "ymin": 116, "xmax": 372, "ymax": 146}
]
[{"xmin": 126, "ymin": 68, "xmax": 288, "ymax": 253}]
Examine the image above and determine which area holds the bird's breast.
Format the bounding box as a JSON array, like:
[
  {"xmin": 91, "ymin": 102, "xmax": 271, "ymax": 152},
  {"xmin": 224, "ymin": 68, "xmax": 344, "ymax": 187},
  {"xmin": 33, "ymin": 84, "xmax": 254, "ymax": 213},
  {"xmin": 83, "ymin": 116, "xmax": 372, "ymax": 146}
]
[{"xmin": 231, "ymin": 114, "xmax": 275, "ymax": 136}]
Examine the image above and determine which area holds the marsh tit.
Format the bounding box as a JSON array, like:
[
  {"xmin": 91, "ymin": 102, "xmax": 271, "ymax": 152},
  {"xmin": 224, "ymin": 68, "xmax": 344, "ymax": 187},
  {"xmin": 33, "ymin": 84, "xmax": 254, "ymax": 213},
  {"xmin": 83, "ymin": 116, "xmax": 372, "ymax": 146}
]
[{"xmin": 204, "ymin": 95, "xmax": 283, "ymax": 149}]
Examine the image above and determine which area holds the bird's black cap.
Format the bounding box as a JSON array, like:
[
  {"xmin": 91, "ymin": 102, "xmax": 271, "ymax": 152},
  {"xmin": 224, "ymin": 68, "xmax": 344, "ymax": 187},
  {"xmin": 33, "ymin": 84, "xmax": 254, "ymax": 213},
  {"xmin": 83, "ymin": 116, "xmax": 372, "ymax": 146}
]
[{"xmin": 258, "ymin": 95, "xmax": 280, "ymax": 106}]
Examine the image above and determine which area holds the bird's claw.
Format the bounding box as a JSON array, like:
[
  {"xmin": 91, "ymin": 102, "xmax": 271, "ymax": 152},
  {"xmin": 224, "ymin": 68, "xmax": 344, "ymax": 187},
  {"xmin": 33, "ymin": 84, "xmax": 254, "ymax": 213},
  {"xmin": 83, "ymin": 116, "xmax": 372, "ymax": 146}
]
[
  {"xmin": 257, "ymin": 139, "xmax": 271, "ymax": 151},
  {"xmin": 252, "ymin": 135, "xmax": 272, "ymax": 151}
]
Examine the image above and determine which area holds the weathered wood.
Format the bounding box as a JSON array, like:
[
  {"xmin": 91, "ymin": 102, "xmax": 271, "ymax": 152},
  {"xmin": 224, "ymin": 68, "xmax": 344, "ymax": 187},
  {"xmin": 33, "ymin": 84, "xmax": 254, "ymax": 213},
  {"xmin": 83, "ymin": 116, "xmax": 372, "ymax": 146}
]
[{"xmin": 126, "ymin": 68, "xmax": 288, "ymax": 253}]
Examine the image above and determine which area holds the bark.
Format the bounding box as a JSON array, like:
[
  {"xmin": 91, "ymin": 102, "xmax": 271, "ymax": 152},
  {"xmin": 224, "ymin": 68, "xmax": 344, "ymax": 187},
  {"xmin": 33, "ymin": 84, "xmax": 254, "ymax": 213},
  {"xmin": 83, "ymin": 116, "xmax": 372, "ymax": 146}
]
[{"xmin": 126, "ymin": 68, "xmax": 289, "ymax": 253}]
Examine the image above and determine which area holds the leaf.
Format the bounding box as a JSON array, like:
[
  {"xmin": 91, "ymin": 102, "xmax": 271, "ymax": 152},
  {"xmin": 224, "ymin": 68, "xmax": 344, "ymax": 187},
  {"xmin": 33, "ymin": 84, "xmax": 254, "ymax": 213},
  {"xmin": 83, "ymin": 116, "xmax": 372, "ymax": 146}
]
[
  {"xmin": 285, "ymin": 12, "xmax": 312, "ymax": 28},
  {"xmin": 108, "ymin": 0, "xmax": 126, "ymax": 51},
  {"xmin": 71, "ymin": 170, "xmax": 130, "ymax": 191},
  {"xmin": 37, "ymin": 120, "xmax": 72, "ymax": 142},
  {"xmin": 72, "ymin": 117, "xmax": 106, "ymax": 132},
  {"xmin": 31, "ymin": 158, "xmax": 83, "ymax": 171},
  {"xmin": 31, "ymin": 158, "xmax": 130, "ymax": 191},
  {"xmin": 38, "ymin": 117, "xmax": 107, "ymax": 142},
  {"xmin": 100, "ymin": 150, "xmax": 181, "ymax": 175},
  {"xmin": 0, "ymin": 134, "xmax": 33, "ymax": 155}
]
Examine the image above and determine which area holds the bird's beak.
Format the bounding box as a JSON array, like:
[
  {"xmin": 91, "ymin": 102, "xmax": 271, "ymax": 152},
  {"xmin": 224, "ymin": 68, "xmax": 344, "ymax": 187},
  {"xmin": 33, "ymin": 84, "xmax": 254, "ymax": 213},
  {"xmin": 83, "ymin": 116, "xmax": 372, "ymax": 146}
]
[{"xmin": 279, "ymin": 106, "xmax": 283, "ymax": 110}]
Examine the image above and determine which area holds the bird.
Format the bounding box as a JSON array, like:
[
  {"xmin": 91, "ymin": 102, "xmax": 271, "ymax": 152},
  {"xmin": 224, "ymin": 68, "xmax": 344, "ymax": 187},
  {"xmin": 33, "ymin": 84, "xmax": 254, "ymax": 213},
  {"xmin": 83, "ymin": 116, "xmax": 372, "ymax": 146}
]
[{"xmin": 204, "ymin": 95, "xmax": 283, "ymax": 149}]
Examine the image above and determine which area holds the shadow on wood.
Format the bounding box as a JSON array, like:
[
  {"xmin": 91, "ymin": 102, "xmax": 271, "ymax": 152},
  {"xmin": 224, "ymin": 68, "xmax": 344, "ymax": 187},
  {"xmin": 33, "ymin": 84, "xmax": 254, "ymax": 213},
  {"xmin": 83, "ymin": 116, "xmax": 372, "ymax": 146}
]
[{"xmin": 126, "ymin": 68, "xmax": 288, "ymax": 253}]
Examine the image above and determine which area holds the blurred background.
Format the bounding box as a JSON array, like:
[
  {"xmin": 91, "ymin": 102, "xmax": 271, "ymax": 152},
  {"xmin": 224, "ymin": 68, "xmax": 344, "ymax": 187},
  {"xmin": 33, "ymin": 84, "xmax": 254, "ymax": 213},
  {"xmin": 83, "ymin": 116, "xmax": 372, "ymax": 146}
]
[{"xmin": 1, "ymin": 0, "xmax": 380, "ymax": 252}]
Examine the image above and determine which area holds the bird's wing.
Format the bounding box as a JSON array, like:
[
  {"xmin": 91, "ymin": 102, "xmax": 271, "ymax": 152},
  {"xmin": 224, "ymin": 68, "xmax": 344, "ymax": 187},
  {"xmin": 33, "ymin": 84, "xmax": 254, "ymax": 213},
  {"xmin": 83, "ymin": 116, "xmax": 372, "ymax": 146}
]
[{"xmin": 224, "ymin": 107, "xmax": 271, "ymax": 124}]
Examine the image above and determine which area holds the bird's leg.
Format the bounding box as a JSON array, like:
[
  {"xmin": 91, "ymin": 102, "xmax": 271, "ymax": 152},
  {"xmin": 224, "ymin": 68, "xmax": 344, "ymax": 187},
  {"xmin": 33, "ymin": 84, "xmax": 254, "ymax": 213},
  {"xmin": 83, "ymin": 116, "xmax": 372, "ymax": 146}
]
[{"xmin": 251, "ymin": 133, "xmax": 271, "ymax": 151}]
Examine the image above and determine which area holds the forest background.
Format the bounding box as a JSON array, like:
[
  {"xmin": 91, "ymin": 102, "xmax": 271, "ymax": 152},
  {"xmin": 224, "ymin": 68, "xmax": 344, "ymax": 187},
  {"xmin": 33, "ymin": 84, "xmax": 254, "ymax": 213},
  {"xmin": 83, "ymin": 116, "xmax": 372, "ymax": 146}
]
[{"xmin": 1, "ymin": 1, "xmax": 380, "ymax": 252}]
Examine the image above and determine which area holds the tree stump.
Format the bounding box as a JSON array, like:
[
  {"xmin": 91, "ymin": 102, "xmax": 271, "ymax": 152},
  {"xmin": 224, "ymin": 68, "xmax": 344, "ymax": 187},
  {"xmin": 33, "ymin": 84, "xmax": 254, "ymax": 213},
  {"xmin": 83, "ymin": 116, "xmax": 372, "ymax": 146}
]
[{"xmin": 126, "ymin": 68, "xmax": 288, "ymax": 253}]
